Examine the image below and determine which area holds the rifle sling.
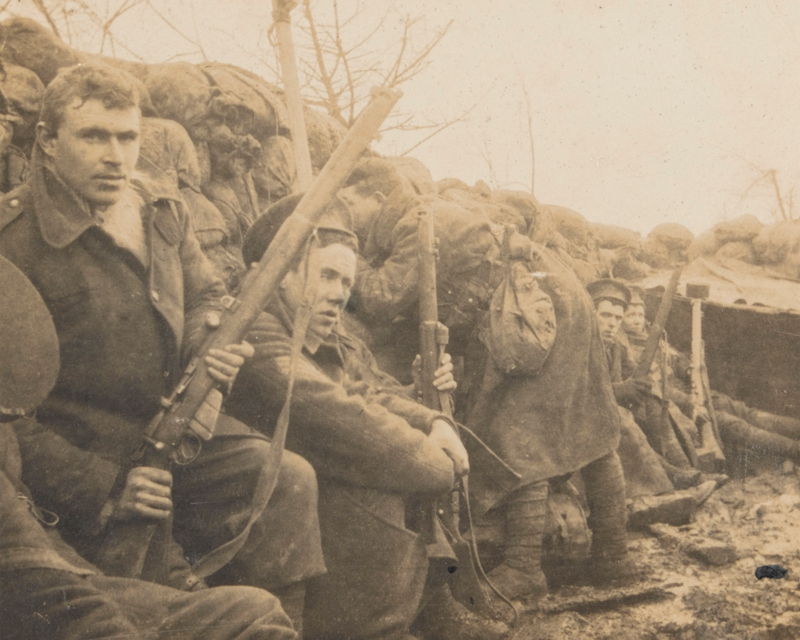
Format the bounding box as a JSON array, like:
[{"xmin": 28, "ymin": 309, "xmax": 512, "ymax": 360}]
[{"xmin": 190, "ymin": 234, "xmax": 320, "ymax": 581}]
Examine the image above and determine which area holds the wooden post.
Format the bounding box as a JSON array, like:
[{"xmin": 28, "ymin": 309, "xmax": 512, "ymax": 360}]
[{"xmin": 272, "ymin": 0, "xmax": 314, "ymax": 190}]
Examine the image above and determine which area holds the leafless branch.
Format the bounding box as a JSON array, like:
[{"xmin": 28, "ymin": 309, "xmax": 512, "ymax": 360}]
[{"xmin": 31, "ymin": 0, "xmax": 61, "ymax": 38}]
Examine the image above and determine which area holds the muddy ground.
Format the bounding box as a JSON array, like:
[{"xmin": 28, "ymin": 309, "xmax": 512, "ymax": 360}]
[{"xmin": 507, "ymin": 464, "xmax": 800, "ymax": 640}]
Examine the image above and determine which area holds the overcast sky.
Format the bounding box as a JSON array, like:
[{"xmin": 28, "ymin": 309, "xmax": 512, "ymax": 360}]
[{"xmin": 9, "ymin": 0, "xmax": 800, "ymax": 235}]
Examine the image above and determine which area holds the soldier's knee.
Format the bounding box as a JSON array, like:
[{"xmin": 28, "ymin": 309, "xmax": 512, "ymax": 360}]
[{"xmin": 277, "ymin": 449, "xmax": 318, "ymax": 505}]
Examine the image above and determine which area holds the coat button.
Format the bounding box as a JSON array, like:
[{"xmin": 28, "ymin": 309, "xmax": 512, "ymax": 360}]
[{"xmin": 151, "ymin": 290, "xmax": 160, "ymax": 302}]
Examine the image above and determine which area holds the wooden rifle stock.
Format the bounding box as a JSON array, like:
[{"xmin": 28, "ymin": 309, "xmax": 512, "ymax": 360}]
[
  {"xmin": 417, "ymin": 207, "xmax": 494, "ymax": 613},
  {"xmin": 94, "ymin": 87, "xmax": 402, "ymax": 579}
]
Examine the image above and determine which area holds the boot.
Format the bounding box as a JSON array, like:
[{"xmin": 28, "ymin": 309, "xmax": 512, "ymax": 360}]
[
  {"xmin": 488, "ymin": 481, "xmax": 548, "ymax": 601},
  {"xmin": 410, "ymin": 584, "xmax": 509, "ymax": 640},
  {"xmin": 659, "ymin": 456, "xmax": 702, "ymax": 489}
]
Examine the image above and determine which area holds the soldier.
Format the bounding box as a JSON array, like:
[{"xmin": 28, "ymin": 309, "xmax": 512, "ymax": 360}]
[
  {"xmin": 0, "ymin": 253, "xmax": 296, "ymax": 640},
  {"xmin": 0, "ymin": 63, "xmax": 325, "ymax": 635},
  {"xmin": 624, "ymin": 289, "xmax": 800, "ymax": 471},
  {"xmin": 228, "ymin": 194, "xmax": 507, "ymax": 640},
  {"xmin": 336, "ymin": 160, "xmax": 636, "ymax": 602}
]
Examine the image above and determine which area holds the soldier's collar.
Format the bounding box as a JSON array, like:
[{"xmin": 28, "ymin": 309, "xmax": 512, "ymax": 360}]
[
  {"xmin": 266, "ymin": 295, "xmax": 346, "ymax": 362},
  {"xmin": 30, "ymin": 146, "xmax": 177, "ymax": 250}
]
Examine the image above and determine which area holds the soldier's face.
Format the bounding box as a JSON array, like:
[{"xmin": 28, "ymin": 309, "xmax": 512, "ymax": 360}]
[
  {"xmin": 596, "ymin": 300, "xmax": 625, "ymax": 344},
  {"xmin": 281, "ymin": 243, "xmax": 356, "ymax": 342},
  {"xmin": 38, "ymin": 98, "xmax": 140, "ymax": 209},
  {"xmin": 623, "ymin": 304, "xmax": 646, "ymax": 333}
]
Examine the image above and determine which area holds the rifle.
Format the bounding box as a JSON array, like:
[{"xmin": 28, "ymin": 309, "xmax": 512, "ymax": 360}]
[
  {"xmin": 94, "ymin": 87, "xmax": 401, "ymax": 579},
  {"xmin": 686, "ymin": 284, "xmax": 726, "ymax": 471},
  {"xmin": 417, "ymin": 206, "xmax": 494, "ymax": 614}
]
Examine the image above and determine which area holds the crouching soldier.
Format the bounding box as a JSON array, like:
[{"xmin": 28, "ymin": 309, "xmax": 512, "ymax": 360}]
[
  {"xmin": 0, "ymin": 62, "xmax": 324, "ymax": 635},
  {"xmin": 0, "ymin": 253, "xmax": 296, "ymax": 640},
  {"xmin": 227, "ymin": 195, "xmax": 508, "ymax": 640}
]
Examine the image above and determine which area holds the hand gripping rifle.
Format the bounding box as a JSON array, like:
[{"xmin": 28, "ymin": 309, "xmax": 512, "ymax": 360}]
[
  {"xmin": 95, "ymin": 87, "xmax": 401, "ymax": 580},
  {"xmin": 417, "ymin": 207, "xmax": 494, "ymax": 614}
]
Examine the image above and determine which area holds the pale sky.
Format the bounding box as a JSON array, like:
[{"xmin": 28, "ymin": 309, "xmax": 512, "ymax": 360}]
[{"xmin": 8, "ymin": 0, "xmax": 800, "ymax": 235}]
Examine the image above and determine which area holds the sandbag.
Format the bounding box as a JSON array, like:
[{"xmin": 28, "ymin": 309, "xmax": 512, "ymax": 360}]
[
  {"xmin": 252, "ymin": 135, "xmax": 296, "ymax": 206},
  {"xmin": 388, "ymin": 156, "xmax": 436, "ymax": 195},
  {"xmin": 490, "ymin": 189, "xmax": 552, "ymax": 235},
  {"xmin": 687, "ymin": 230, "xmax": 722, "ymax": 261},
  {"xmin": 715, "ymin": 240, "xmax": 756, "ymax": 264},
  {"xmin": 570, "ymin": 257, "xmax": 601, "ymax": 285},
  {"xmin": 302, "ymin": 104, "xmax": 346, "ymax": 171},
  {"xmin": 752, "ymin": 220, "xmax": 800, "ymax": 264},
  {"xmin": 199, "ymin": 62, "xmax": 288, "ymax": 140},
  {"xmin": 439, "ymin": 187, "xmax": 526, "ymax": 230},
  {"xmin": 613, "ymin": 253, "xmax": 652, "ymax": 280},
  {"xmin": 713, "ymin": 215, "xmax": 762, "ymax": 244},
  {"xmin": 648, "ymin": 223, "xmax": 694, "ymax": 252},
  {"xmin": 436, "ymin": 177, "xmax": 470, "ymax": 193},
  {"xmin": 144, "ymin": 62, "xmax": 215, "ymax": 127},
  {"xmin": 139, "ymin": 117, "xmax": 202, "ymax": 193},
  {"xmin": 547, "ymin": 204, "xmax": 590, "ymax": 245},
  {"xmin": 638, "ymin": 236, "xmax": 675, "ymax": 268},
  {"xmin": 0, "ymin": 60, "xmax": 44, "ymax": 146},
  {"xmin": 590, "ymin": 222, "xmax": 641, "ymax": 251},
  {"xmin": 0, "ymin": 17, "xmax": 79, "ymax": 85}
]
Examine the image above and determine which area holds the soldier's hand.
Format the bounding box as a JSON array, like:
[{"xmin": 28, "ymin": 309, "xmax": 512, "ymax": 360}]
[
  {"xmin": 113, "ymin": 467, "xmax": 173, "ymax": 522},
  {"xmin": 411, "ymin": 353, "xmax": 458, "ymax": 395},
  {"xmin": 613, "ymin": 377, "xmax": 651, "ymax": 404},
  {"xmin": 205, "ymin": 341, "xmax": 255, "ymax": 387},
  {"xmin": 433, "ymin": 353, "xmax": 457, "ymax": 393},
  {"xmin": 428, "ymin": 419, "xmax": 469, "ymax": 478}
]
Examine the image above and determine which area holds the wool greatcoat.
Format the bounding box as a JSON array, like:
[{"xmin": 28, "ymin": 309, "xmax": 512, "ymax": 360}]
[
  {"xmin": 0, "ymin": 154, "xmax": 324, "ymax": 592},
  {"xmin": 0, "ymin": 421, "xmax": 297, "ymax": 640},
  {"xmin": 227, "ymin": 299, "xmax": 456, "ymax": 640},
  {"xmin": 465, "ymin": 244, "xmax": 622, "ymax": 516}
]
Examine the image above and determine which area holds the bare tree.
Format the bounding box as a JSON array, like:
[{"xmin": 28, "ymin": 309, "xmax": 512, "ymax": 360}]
[
  {"xmin": 295, "ymin": 1, "xmax": 452, "ymax": 129},
  {"xmin": 736, "ymin": 165, "xmax": 796, "ymax": 222},
  {"xmin": 1, "ymin": 0, "xmax": 206, "ymax": 60}
]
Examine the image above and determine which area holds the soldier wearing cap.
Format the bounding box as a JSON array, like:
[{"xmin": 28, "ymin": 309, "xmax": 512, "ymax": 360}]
[
  {"xmin": 0, "ymin": 254, "xmax": 298, "ymax": 640},
  {"xmin": 0, "ymin": 62, "xmax": 325, "ymax": 634},
  {"xmin": 227, "ymin": 193, "xmax": 508, "ymax": 640},
  {"xmin": 587, "ymin": 279, "xmax": 652, "ymax": 407}
]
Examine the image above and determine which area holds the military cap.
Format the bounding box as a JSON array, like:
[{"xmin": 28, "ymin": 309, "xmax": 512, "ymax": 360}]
[
  {"xmin": 586, "ymin": 278, "xmax": 631, "ymax": 310},
  {"xmin": 628, "ymin": 285, "xmax": 645, "ymax": 307},
  {"xmin": 242, "ymin": 192, "xmax": 358, "ymax": 266},
  {"xmin": 0, "ymin": 254, "xmax": 60, "ymax": 415}
]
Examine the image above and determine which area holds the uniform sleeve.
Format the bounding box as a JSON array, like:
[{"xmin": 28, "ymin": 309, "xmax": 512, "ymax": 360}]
[
  {"xmin": 353, "ymin": 214, "xmax": 420, "ymax": 323},
  {"xmin": 621, "ymin": 343, "xmax": 637, "ymax": 380},
  {"xmin": 230, "ymin": 314, "xmax": 455, "ymax": 495},
  {"xmin": 12, "ymin": 417, "xmax": 122, "ymax": 527},
  {"xmin": 176, "ymin": 201, "xmax": 227, "ymax": 361}
]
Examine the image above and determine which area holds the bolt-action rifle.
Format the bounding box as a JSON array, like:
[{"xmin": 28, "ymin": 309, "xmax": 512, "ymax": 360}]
[
  {"xmin": 95, "ymin": 87, "xmax": 401, "ymax": 580},
  {"xmin": 417, "ymin": 206, "xmax": 494, "ymax": 613}
]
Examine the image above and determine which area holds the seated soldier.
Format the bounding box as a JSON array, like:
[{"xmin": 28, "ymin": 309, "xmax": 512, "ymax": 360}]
[
  {"xmin": 227, "ymin": 195, "xmax": 507, "ymax": 640},
  {"xmin": 587, "ymin": 279, "xmax": 677, "ymax": 499},
  {"xmin": 588, "ymin": 280, "xmax": 721, "ymax": 523},
  {"xmin": 0, "ymin": 63, "xmax": 324, "ymax": 636},
  {"xmin": 623, "ymin": 288, "xmax": 800, "ymax": 468},
  {"xmin": 0, "ymin": 253, "xmax": 295, "ymax": 640}
]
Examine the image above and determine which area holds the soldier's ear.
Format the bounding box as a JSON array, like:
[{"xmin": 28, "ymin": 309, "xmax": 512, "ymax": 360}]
[{"xmin": 36, "ymin": 122, "xmax": 58, "ymax": 158}]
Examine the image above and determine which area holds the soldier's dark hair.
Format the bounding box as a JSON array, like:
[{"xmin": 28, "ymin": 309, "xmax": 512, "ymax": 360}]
[
  {"xmin": 39, "ymin": 63, "xmax": 141, "ymax": 134},
  {"xmin": 343, "ymin": 158, "xmax": 406, "ymax": 197}
]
